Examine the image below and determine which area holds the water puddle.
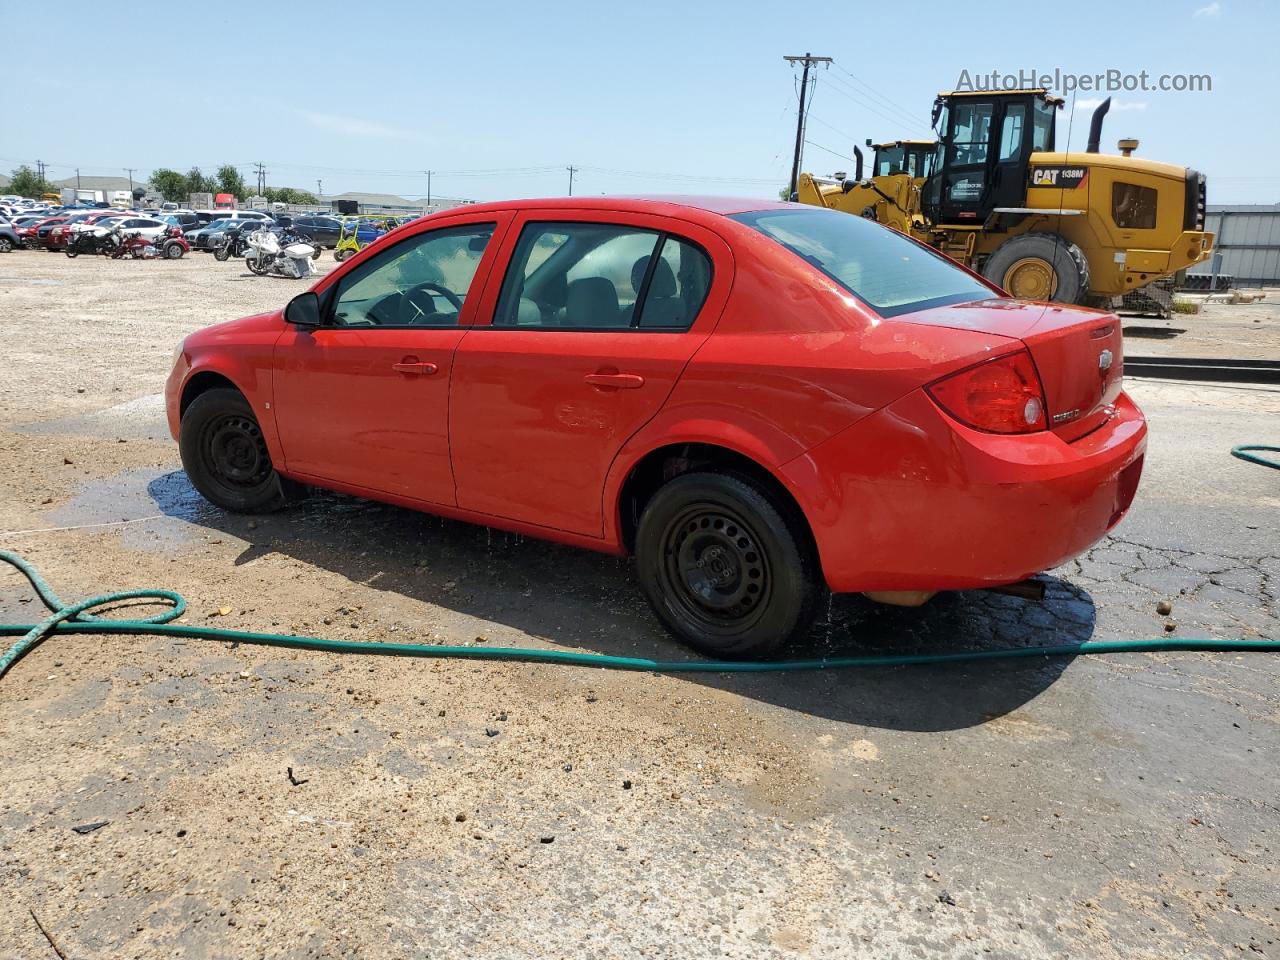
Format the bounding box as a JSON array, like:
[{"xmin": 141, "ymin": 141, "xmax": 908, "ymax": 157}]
[{"xmin": 45, "ymin": 467, "xmax": 223, "ymax": 551}]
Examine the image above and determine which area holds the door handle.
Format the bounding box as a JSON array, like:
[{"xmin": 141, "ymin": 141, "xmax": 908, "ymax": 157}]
[
  {"xmin": 584, "ymin": 372, "xmax": 645, "ymax": 390},
  {"xmin": 392, "ymin": 359, "xmax": 439, "ymax": 375}
]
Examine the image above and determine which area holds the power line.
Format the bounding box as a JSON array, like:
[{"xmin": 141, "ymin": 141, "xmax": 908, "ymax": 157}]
[
  {"xmin": 818, "ymin": 78, "xmax": 932, "ymax": 140},
  {"xmin": 804, "ymin": 140, "xmax": 854, "ymax": 163},
  {"xmin": 830, "ymin": 63, "xmax": 924, "ymax": 128},
  {"xmin": 807, "ymin": 114, "xmax": 860, "ymax": 145}
]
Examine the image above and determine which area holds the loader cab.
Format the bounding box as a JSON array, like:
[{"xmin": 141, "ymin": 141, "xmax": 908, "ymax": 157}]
[
  {"xmin": 870, "ymin": 140, "xmax": 937, "ymax": 180},
  {"xmin": 922, "ymin": 90, "xmax": 1061, "ymax": 226}
]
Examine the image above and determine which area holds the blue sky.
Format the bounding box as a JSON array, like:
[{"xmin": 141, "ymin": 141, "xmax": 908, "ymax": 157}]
[{"xmin": 5, "ymin": 0, "xmax": 1276, "ymax": 204}]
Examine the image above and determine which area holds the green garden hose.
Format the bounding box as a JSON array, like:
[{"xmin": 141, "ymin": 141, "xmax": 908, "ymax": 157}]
[
  {"xmin": 2, "ymin": 549, "xmax": 1277, "ymax": 683},
  {"xmin": 1232, "ymin": 444, "xmax": 1280, "ymax": 470}
]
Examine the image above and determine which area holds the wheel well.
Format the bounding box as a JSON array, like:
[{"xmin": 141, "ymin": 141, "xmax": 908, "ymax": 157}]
[
  {"xmin": 617, "ymin": 443, "xmax": 816, "ymax": 556},
  {"xmin": 180, "ymin": 372, "xmax": 241, "ymax": 417}
]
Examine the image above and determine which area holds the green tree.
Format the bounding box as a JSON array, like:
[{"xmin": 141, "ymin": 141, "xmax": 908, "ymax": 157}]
[
  {"xmin": 215, "ymin": 164, "xmax": 247, "ymax": 200},
  {"xmin": 6, "ymin": 165, "xmax": 56, "ymax": 199},
  {"xmin": 263, "ymin": 187, "xmax": 318, "ymax": 205},
  {"xmin": 149, "ymin": 168, "xmax": 187, "ymax": 202},
  {"xmin": 185, "ymin": 166, "xmax": 217, "ymax": 196}
]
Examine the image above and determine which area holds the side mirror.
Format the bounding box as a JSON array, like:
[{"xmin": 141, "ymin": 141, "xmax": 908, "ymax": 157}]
[{"xmin": 285, "ymin": 291, "xmax": 321, "ymax": 327}]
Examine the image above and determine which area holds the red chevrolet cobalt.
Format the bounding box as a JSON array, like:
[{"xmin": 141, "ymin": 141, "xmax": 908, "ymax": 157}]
[{"xmin": 166, "ymin": 197, "xmax": 1145, "ymax": 658}]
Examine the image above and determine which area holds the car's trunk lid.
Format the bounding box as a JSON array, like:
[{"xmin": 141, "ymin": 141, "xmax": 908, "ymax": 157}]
[{"xmin": 898, "ymin": 297, "xmax": 1124, "ymax": 442}]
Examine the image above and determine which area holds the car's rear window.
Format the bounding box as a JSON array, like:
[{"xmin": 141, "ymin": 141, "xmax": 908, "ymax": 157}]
[{"xmin": 730, "ymin": 208, "xmax": 992, "ymax": 318}]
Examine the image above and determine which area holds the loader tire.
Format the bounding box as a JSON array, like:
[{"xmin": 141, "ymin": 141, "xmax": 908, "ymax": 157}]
[{"xmin": 982, "ymin": 233, "xmax": 1090, "ymax": 305}]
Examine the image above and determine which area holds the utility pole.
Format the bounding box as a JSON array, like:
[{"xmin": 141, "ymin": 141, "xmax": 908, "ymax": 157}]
[
  {"xmin": 124, "ymin": 167, "xmax": 135, "ymax": 196},
  {"xmin": 567, "ymin": 165, "xmax": 577, "ymax": 196},
  {"xmin": 423, "ymin": 170, "xmax": 433, "ymax": 207},
  {"xmin": 253, "ymin": 162, "xmax": 266, "ymax": 197},
  {"xmin": 783, "ymin": 53, "xmax": 831, "ymax": 200},
  {"xmin": 36, "ymin": 160, "xmax": 46, "ymax": 183},
  {"xmin": 317, "ymin": 179, "xmax": 323, "ymax": 198},
  {"xmin": 75, "ymin": 167, "xmax": 81, "ymax": 189}
]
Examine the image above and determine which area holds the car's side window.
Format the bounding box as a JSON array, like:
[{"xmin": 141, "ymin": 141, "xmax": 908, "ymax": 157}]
[
  {"xmin": 330, "ymin": 223, "xmax": 496, "ymax": 328},
  {"xmin": 635, "ymin": 236, "xmax": 713, "ymax": 329},
  {"xmin": 493, "ymin": 222, "xmax": 711, "ymax": 331}
]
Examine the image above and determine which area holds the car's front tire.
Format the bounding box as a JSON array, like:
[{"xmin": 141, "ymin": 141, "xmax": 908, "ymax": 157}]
[
  {"xmin": 635, "ymin": 472, "xmax": 819, "ymax": 659},
  {"xmin": 179, "ymin": 387, "xmax": 286, "ymax": 513}
]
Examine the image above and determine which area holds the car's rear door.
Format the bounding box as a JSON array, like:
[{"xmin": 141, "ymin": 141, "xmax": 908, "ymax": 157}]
[
  {"xmin": 449, "ymin": 210, "xmax": 729, "ymax": 538},
  {"xmin": 271, "ymin": 211, "xmax": 512, "ymax": 505}
]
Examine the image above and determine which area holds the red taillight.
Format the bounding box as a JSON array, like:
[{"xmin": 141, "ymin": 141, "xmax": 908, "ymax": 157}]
[{"xmin": 926, "ymin": 350, "xmax": 1048, "ymax": 434}]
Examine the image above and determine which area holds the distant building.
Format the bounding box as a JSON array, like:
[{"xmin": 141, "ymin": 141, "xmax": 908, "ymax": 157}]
[
  {"xmin": 328, "ymin": 191, "xmax": 415, "ymax": 208},
  {"xmin": 1186, "ymin": 204, "xmax": 1280, "ymax": 286},
  {"xmin": 54, "ymin": 174, "xmax": 138, "ymax": 194}
]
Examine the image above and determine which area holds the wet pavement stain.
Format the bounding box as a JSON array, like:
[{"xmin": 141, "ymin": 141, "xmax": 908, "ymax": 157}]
[
  {"xmin": 15, "ymin": 393, "xmax": 169, "ymax": 441},
  {"xmin": 46, "ymin": 466, "xmax": 219, "ymax": 550}
]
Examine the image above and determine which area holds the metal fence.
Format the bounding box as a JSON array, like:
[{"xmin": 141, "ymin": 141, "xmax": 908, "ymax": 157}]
[{"xmin": 1187, "ymin": 205, "xmax": 1280, "ymax": 287}]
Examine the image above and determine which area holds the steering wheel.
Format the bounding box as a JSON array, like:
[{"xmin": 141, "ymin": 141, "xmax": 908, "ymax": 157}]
[{"xmin": 398, "ymin": 281, "xmax": 463, "ymax": 325}]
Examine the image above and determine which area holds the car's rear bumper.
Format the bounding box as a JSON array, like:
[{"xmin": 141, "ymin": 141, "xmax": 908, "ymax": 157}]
[{"xmin": 780, "ymin": 388, "xmax": 1147, "ymax": 593}]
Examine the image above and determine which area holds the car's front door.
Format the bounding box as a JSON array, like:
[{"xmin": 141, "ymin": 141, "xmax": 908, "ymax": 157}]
[
  {"xmin": 449, "ymin": 212, "xmax": 726, "ymax": 537},
  {"xmin": 272, "ymin": 213, "xmax": 510, "ymax": 505}
]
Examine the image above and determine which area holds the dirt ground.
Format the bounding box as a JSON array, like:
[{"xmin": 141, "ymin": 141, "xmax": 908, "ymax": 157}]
[
  {"xmin": 0, "ymin": 250, "xmax": 1277, "ymax": 960},
  {"xmin": 1122, "ymin": 287, "xmax": 1280, "ymax": 359}
]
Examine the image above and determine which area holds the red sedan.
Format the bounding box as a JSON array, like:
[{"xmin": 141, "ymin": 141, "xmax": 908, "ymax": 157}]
[
  {"xmin": 166, "ymin": 196, "xmax": 1145, "ymax": 657},
  {"xmin": 15, "ymin": 214, "xmax": 69, "ymax": 248}
]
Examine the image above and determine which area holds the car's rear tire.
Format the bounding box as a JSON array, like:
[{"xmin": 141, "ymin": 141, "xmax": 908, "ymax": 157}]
[
  {"xmin": 635, "ymin": 472, "xmax": 819, "ymax": 659},
  {"xmin": 179, "ymin": 388, "xmax": 286, "ymax": 513},
  {"xmin": 165, "ymin": 241, "xmax": 184, "ymax": 259},
  {"xmin": 0, "ymin": 237, "xmax": 13, "ymax": 253}
]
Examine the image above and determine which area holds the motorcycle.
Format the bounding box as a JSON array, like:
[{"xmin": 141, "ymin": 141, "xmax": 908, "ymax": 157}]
[
  {"xmin": 157, "ymin": 225, "xmax": 190, "ymax": 259},
  {"xmin": 220, "ymin": 224, "xmax": 322, "ymax": 263},
  {"xmin": 108, "ymin": 226, "xmax": 189, "ymax": 260},
  {"xmin": 213, "ymin": 223, "xmax": 252, "ymax": 261},
  {"xmin": 109, "ymin": 230, "xmax": 155, "ymax": 259},
  {"xmin": 244, "ymin": 229, "xmax": 317, "ymax": 278},
  {"xmin": 65, "ymin": 230, "xmax": 120, "ymax": 258}
]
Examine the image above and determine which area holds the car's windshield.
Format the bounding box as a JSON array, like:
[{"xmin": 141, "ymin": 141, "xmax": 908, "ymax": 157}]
[{"xmin": 730, "ymin": 208, "xmax": 993, "ymax": 318}]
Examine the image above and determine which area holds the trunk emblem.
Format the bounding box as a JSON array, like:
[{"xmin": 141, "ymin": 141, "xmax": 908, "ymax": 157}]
[{"xmin": 1099, "ymin": 349, "xmax": 1114, "ymax": 372}]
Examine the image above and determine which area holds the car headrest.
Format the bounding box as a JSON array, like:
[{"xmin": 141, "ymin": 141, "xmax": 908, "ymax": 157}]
[
  {"xmin": 566, "ymin": 277, "xmax": 619, "ymax": 325},
  {"xmin": 631, "ymin": 255, "xmax": 677, "ymax": 298}
]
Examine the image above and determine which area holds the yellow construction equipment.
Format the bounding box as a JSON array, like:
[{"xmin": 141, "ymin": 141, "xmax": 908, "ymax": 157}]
[{"xmin": 797, "ymin": 90, "xmax": 1213, "ymax": 308}]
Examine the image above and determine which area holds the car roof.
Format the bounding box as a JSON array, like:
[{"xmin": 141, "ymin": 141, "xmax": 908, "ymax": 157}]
[{"xmin": 433, "ymin": 195, "xmax": 793, "ymax": 220}]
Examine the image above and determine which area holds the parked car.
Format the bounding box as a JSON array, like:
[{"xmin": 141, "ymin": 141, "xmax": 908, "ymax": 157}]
[
  {"xmin": 102, "ymin": 216, "xmax": 172, "ymax": 242},
  {"xmin": 166, "ymin": 196, "xmax": 1146, "ymax": 658},
  {"xmin": 48, "ymin": 211, "xmax": 133, "ymax": 250},
  {"xmin": 161, "ymin": 212, "xmax": 201, "ymax": 234},
  {"xmin": 0, "ymin": 222, "xmax": 19, "ymax": 252},
  {"xmin": 32, "ymin": 215, "xmax": 76, "ymax": 249},
  {"xmin": 185, "ymin": 218, "xmax": 242, "ymax": 251},
  {"xmin": 292, "ymin": 214, "xmax": 342, "ymax": 249},
  {"xmin": 194, "ymin": 209, "xmax": 273, "ymax": 226}
]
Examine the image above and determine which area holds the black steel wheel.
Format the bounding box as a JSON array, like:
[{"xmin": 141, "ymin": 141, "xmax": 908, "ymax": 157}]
[
  {"xmin": 635, "ymin": 472, "xmax": 819, "ymax": 659},
  {"xmin": 179, "ymin": 388, "xmax": 285, "ymax": 513}
]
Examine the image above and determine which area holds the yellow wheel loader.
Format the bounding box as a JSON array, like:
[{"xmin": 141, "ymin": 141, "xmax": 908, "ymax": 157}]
[{"xmin": 797, "ymin": 90, "xmax": 1213, "ymax": 308}]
